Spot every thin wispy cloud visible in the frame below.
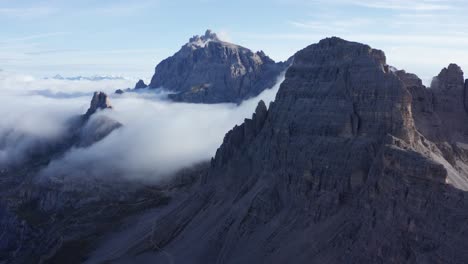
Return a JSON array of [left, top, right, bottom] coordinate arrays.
[[0, 6, 59, 19], [24, 49, 80, 56], [0, 32, 69, 44], [84, 0, 160, 16], [289, 18, 372, 32], [244, 32, 468, 48], [344, 0, 455, 10], [2, 0, 468, 81]]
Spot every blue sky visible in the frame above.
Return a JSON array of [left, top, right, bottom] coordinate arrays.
[[1, 0, 468, 83]]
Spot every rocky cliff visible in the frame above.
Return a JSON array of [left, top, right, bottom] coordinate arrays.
[[86, 38, 468, 264], [0, 92, 127, 263], [149, 30, 289, 104], [398, 63, 468, 190], [83, 91, 113, 119], [80, 92, 121, 147]]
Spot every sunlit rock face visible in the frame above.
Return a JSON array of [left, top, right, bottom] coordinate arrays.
[[149, 30, 289, 104]]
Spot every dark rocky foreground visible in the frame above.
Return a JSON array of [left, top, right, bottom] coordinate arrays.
[[87, 38, 468, 263], [148, 30, 289, 104], [4, 37, 468, 263], [0, 92, 149, 263]]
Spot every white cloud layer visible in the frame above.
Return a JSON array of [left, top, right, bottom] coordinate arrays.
[[0, 70, 284, 183]]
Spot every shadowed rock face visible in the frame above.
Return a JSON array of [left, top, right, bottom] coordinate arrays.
[[81, 92, 120, 146], [403, 64, 468, 141], [7, 38, 468, 264], [134, 79, 147, 89], [465, 79, 468, 111], [0, 92, 129, 263], [149, 30, 289, 104], [399, 63, 468, 191], [87, 38, 468, 264], [84, 91, 113, 119], [430, 64, 468, 142]]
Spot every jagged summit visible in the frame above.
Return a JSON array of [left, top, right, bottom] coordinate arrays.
[[79, 92, 122, 147], [278, 37, 411, 142], [254, 100, 267, 117], [431, 63, 464, 90], [403, 62, 468, 147], [296, 36, 387, 72], [317, 36, 358, 46], [187, 29, 221, 48], [148, 30, 289, 103], [84, 91, 113, 119]]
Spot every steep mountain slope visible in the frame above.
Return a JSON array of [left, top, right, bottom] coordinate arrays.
[[398, 64, 468, 191], [89, 38, 468, 264], [0, 92, 139, 263], [148, 30, 289, 104]]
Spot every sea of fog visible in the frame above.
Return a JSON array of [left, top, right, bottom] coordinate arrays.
[[0, 71, 284, 182]]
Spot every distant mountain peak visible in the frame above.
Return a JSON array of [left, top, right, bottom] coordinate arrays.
[[149, 30, 289, 103], [84, 91, 113, 119], [52, 74, 64, 80]]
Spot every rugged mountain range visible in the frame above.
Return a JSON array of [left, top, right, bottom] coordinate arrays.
[[147, 30, 289, 103], [86, 38, 468, 263], [4, 37, 468, 264]]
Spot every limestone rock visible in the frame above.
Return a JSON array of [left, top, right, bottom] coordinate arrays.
[[9, 37, 468, 264], [84, 91, 113, 119], [0, 91, 126, 262], [431, 63, 464, 91], [88, 37, 468, 264], [149, 30, 289, 103], [79, 92, 121, 146], [431, 64, 466, 124], [213, 100, 268, 167], [397, 63, 468, 145]]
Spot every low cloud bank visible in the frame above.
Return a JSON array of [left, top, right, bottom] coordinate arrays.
[[0, 70, 284, 182], [0, 72, 134, 167]]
